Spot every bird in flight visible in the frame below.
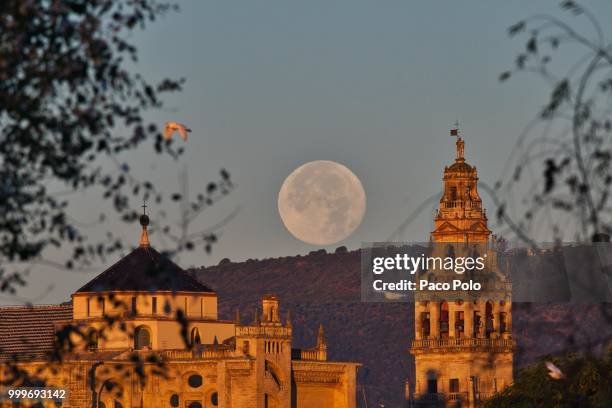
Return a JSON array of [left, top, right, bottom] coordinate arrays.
[[545, 361, 564, 380], [164, 121, 191, 141]]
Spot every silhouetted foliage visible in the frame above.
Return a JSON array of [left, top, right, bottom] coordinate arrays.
[[485, 345, 612, 407], [496, 1, 612, 243], [490, 4, 612, 406], [0, 0, 233, 291], [0, 2, 234, 405]]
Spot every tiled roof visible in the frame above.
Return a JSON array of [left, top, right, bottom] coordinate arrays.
[[75, 246, 215, 293], [0, 304, 72, 359]]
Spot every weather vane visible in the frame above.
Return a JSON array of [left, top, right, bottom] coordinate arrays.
[[141, 200, 147, 215], [450, 120, 460, 138]]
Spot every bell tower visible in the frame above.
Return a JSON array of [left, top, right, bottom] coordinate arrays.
[[410, 127, 514, 407], [431, 131, 491, 243]]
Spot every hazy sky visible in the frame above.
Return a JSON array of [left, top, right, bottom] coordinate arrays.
[[6, 0, 612, 305]]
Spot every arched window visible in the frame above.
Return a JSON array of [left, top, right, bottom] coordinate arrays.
[[134, 325, 151, 350], [473, 311, 482, 337], [190, 328, 201, 346], [485, 301, 494, 338], [210, 392, 218, 406], [188, 402, 202, 408], [500, 312, 507, 333], [455, 310, 465, 338], [439, 302, 449, 339], [114, 401, 123, 408], [421, 311, 431, 338], [169, 394, 179, 407]]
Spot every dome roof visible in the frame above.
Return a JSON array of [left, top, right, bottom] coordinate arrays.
[[447, 160, 474, 173], [75, 246, 214, 293]]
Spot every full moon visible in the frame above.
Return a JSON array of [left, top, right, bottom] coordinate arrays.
[[278, 160, 366, 246]]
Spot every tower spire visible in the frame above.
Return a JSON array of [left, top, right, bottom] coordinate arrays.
[[317, 323, 327, 349], [316, 323, 327, 361], [139, 201, 150, 247]]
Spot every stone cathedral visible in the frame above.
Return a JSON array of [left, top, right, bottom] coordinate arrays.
[[409, 132, 514, 407], [0, 214, 359, 408]]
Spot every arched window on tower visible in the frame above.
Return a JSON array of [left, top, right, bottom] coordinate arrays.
[[439, 302, 449, 339], [455, 309, 464, 338], [190, 327, 201, 347], [500, 312, 507, 333], [474, 311, 482, 337], [421, 312, 431, 338], [134, 325, 151, 350], [485, 302, 494, 338]]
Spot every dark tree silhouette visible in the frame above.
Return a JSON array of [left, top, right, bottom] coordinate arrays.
[[495, 1, 612, 243], [0, 2, 234, 404], [487, 3, 612, 406], [485, 345, 612, 407], [0, 1, 232, 295]]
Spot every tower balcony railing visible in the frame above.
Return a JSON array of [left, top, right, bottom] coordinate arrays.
[[295, 348, 328, 361], [411, 337, 515, 350], [448, 392, 468, 401], [237, 325, 292, 338], [443, 200, 481, 210], [477, 392, 495, 400], [415, 393, 445, 402], [159, 345, 234, 360]]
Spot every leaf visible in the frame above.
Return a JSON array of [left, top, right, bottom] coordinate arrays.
[[541, 80, 570, 118], [496, 204, 506, 221], [550, 37, 559, 49], [527, 37, 538, 54], [508, 21, 525, 37]]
